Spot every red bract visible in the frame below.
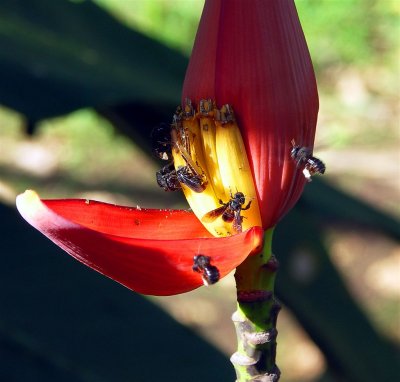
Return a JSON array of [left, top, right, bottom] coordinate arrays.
[[182, 0, 319, 228], [16, 0, 317, 297], [16, 191, 263, 295]]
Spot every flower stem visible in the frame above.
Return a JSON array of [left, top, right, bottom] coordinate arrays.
[[231, 228, 281, 381]]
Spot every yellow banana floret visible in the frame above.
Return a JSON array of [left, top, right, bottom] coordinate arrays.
[[171, 102, 227, 236], [214, 105, 262, 233], [198, 99, 227, 202], [171, 100, 262, 237]]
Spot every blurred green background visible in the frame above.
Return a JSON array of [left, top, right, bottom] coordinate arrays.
[[0, 1, 399, 381]]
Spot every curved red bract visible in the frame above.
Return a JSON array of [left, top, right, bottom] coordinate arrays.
[[182, 0, 319, 229], [17, 191, 263, 296]]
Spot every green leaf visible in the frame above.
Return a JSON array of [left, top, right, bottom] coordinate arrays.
[[0, 202, 235, 382], [275, 207, 400, 382], [0, 0, 187, 122], [302, 179, 400, 240]]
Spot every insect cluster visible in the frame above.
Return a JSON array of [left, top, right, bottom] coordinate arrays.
[[151, 99, 264, 284], [152, 100, 253, 235], [152, 109, 207, 194]]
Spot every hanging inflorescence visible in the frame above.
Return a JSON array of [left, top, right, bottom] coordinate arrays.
[[153, 99, 326, 238], [153, 99, 263, 238]]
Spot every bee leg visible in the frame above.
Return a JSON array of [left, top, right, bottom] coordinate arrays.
[[302, 168, 312, 182], [192, 264, 200, 272], [241, 201, 252, 210]]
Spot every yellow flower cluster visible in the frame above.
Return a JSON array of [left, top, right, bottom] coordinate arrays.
[[171, 99, 262, 237]]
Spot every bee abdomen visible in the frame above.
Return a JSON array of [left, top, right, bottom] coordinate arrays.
[[192, 254, 220, 286], [307, 157, 326, 174], [203, 265, 220, 285]]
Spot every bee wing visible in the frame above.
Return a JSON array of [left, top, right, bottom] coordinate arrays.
[[201, 206, 226, 223], [175, 142, 204, 177], [299, 147, 313, 157]]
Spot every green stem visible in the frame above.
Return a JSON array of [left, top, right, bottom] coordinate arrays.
[[231, 228, 281, 382]]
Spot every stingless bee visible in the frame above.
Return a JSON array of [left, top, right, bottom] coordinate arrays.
[[170, 112, 208, 193], [156, 163, 181, 192], [201, 192, 251, 234], [291, 139, 326, 181], [153, 119, 207, 193], [151, 123, 172, 161], [176, 165, 206, 193], [192, 254, 220, 285]]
